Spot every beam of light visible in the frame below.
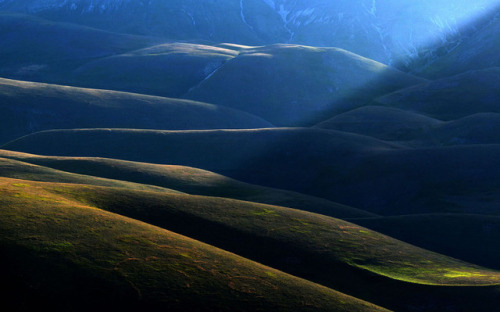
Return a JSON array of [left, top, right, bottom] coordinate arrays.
[[382, 0, 500, 65]]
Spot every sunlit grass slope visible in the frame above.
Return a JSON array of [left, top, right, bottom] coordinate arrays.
[[0, 149, 374, 219], [3, 178, 500, 311], [6, 152, 498, 285], [35, 181, 500, 287], [0, 77, 273, 145], [0, 177, 389, 312], [0, 156, 181, 193]]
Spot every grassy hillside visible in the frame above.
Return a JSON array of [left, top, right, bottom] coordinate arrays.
[[316, 107, 500, 146], [0, 150, 374, 219], [426, 113, 500, 145], [0, 128, 399, 172], [353, 214, 500, 271], [68, 43, 425, 126], [2, 178, 500, 311], [183, 44, 425, 126], [0, 78, 273, 145], [315, 106, 442, 141], [0, 13, 155, 83], [0, 156, 181, 193], [5, 128, 500, 215], [0, 177, 388, 312], [73, 42, 239, 98], [374, 68, 500, 120]]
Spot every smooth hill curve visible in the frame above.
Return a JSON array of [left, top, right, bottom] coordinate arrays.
[[0, 177, 389, 312], [4, 128, 500, 216], [0, 78, 273, 145], [374, 68, 500, 120], [315, 106, 442, 141], [2, 178, 500, 311], [183, 44, 426, 126], [0, 150, 375, 219]]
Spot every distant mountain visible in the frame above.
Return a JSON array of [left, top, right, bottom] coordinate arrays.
[[0, 13, 425, 127], [0, 13, 155, 83], [407, 10, 500, 78], [1, 0, 498, 65]]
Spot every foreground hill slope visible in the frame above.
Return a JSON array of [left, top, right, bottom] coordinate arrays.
[[0, 78, 273, 145], [0, 177, 388, 312], [0, 150, 373, 219], [2, 178, 500, 311], [5, 128, 500, 215]]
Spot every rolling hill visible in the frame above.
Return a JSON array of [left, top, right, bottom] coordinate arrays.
[[353, 213, 500, 271], [0, 156, 181, 193], [1, 0, 498, 66], [69, 43, 425, 126], [374, 68, 500, 121], [183, 44, 425, 126], [0, 78, 273, 145], [423, 113, 500, 146], [73, 42, 239, 98], [0, 177, 389, 312], [2, 177, 500, 311], [4, 128, 500, 216], [316, 107, 500, 146], [2, 2, 500, 310], [0, 150, 374, 219], [314, 106, 441, 141]]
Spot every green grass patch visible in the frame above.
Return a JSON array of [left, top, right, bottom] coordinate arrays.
[[251, 208, 279, 217]]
